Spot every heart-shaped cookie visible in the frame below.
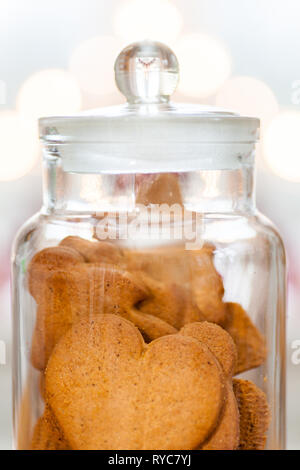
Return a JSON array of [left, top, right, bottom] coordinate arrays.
[[180, 322, 239, 450], [45, 314, 225, 450]]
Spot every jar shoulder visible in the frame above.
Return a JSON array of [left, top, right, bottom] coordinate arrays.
[[202, 210, 286, 260], [11, 212, 47, 266], [11, 209, 286, 266], [11, 212, 96, 267], [251, 210, 286, 258]]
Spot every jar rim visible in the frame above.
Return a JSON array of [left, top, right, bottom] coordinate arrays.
[[39, 103, 260, 145]]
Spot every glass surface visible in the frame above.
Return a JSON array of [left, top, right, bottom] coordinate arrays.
[[12, 147, 286, 450], [114, 40, 179, 104], [11, 40, 285, 451], [38, 40, 259, 174]]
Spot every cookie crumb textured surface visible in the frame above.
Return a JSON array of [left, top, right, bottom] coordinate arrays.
[[20, 238, 272, 450]]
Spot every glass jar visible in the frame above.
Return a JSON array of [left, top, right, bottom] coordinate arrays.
[[12, 41, 286, 450]]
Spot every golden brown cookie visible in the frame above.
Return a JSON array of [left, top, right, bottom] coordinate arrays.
[[136, 173, 183, 206], [202, 381, 240, 450], [126, 244, 226, 326], [30, 263, 149, 370], [180, 288, 206, 326], [138, 273, 193, 330], [30, 255, 178, 370], [125, 248, 205, 330], [128, 309, 178, 342], [180, 321, 237, 377], [46, 314, 225, 450], [30, 269, 85, 371], [60, 236, 123, 264], [27, 246, 85, 300], [233, 379, 270, 450], [189, 245, 227, 325], [31, 405, 71, 450], [180, 322, 239, 450], [224, 303, 266, 374], [124, 245, 189, 284]]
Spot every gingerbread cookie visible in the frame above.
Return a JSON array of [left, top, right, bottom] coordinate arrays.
[[60, 236, 123, 264], [127, 309, 177, 342], [233, 379, 270, 450], [189, 245, 227, 325], [180, 322, 239, 450], [125, 247, 213, 330], [30, 258, 179, 370], [138, 273, 200, 330], [180, 321, 236, 377], [30, 264, 146, 369], [136, 173, 183, 206], [45, 314, 225, 450], [124, 245, 190, 284], [224, 303, 266, 374], [27, 246, 85, 301], [31, 405, 71, 450], [202, 381, 239, 450], [125, 244, 226, 326]]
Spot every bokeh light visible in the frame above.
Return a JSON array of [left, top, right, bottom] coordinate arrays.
[[263, 111, 300, 182], [113, 0, 182, 44], [69, 36, 123, 97], [0, 111, 39, 181], [17, 69, 82, 120], [174, 33, 231, 98], [216, 76, 279, 129]]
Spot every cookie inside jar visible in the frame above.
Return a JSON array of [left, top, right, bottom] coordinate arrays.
[[25, 172, 269, 451], [12, 40, 285, 451], [25, 211, 269, 450]]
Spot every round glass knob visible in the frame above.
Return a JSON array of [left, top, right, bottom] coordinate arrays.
[[114, 40, 179, 104]]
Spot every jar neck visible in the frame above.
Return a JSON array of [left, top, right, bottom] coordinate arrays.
[[184, 166, 255, 214], [42, 151, 255, 216]]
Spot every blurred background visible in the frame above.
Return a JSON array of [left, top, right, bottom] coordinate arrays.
[[0, 0, 300, 450]]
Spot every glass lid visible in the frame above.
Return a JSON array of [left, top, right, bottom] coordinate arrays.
[[39, 40, 260, 174]]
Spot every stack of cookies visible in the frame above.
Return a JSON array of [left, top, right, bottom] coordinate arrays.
[[24, 235, 270, 450]]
